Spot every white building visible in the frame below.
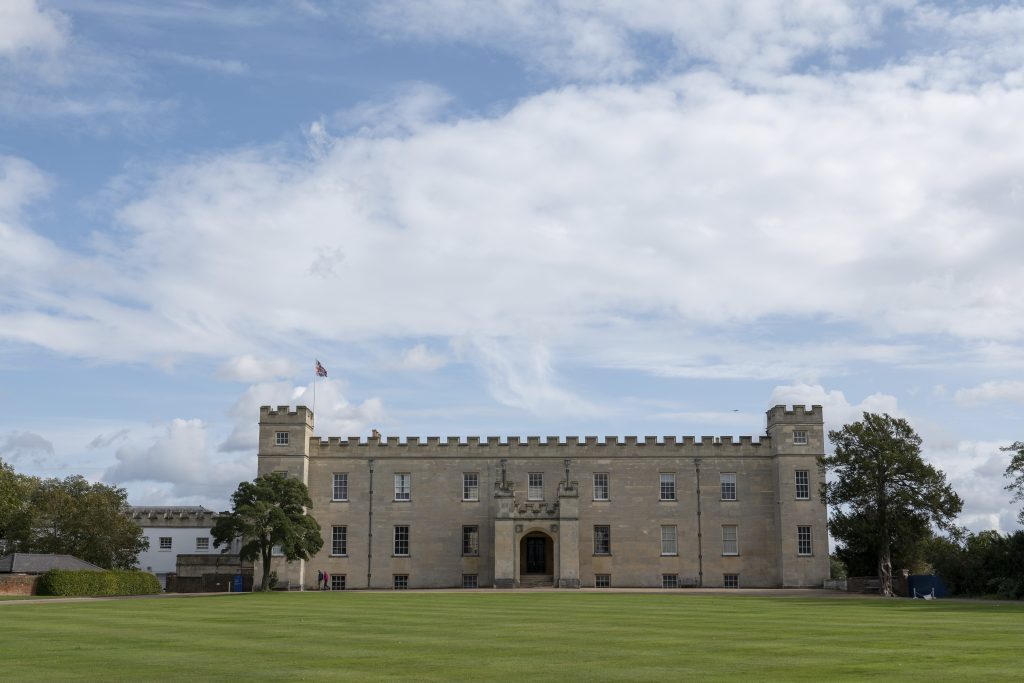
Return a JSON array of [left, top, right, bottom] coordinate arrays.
[[130, 506, 239, 589]]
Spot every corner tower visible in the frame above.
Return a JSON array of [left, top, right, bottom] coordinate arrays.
[[257, 405, 314, 484], [766, 405, 829, 587]]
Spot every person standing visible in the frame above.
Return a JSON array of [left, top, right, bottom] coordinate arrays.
[[323, 571, 330, 590], [317, 569, 323, 590]]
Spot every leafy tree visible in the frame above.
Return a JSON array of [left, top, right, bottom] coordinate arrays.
[[1003, 441, 1024, 526], [821, 412, 963, 596], [2, 470, 147, 568], [1, 459, 36, 553], [212, 473, 323, 591]]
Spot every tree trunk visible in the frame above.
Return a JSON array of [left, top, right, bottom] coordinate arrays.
[[259, 544, 271, 591], [877, 544, 893, 597]]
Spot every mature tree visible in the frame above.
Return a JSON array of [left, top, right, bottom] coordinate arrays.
[[821, 412, 963, 596], [212, 473, 323, 591], [2, 471, 147, 568], [1003, 441, 1024, 526], [0, 459, 36, 553]]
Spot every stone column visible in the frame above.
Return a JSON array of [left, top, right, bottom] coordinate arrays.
[[493, 487, 516, 589], [557, 481, 580, 588]]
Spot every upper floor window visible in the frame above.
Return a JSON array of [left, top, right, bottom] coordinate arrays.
[[660, 473, 676, 501], [593, 473, 609, 501], [528, 473, 544, 501], [394, 473, 411, 501], [275, 431, 289, 446], [463, 473, 479, 501], [793, 430, 808, 445], [333, 473, 348, 501], [795, 470, 810, 500], [195, 537, 209, 552], [720, 472, 737, 501], [722, 525, 738, 556], [797, 526, 813, 556], [159, 537, 172, 551], [593, 525, 611, 555]]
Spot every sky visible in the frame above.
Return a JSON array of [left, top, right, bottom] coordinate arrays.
[[1, 0, 1022, 532]]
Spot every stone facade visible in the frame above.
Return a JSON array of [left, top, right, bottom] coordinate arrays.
[[257, 404, 828, 590]]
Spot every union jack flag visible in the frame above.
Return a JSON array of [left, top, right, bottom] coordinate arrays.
[[315, 360, 328, 377]]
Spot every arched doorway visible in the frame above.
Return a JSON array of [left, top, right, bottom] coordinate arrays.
[[519, 531, 554, 577]]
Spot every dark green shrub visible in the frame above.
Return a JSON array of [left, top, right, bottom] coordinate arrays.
[[37, 570, 161, 596]]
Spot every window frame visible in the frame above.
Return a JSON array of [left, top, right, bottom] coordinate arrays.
[[332, 472, 349, 502], [275, 431, 289, 446], [661, 525, 678, 556], [462, 525, 479, 557], [331, 525, 348, 556], [662, 573, 679, 589], [195, 537, 209, 552], [593, 472, 609, 501], [595, 574, 610, 588], [528, 472, 544, 501], [462, 574, 478, 589], [722, 525, 739, 556], [795, 469, 810, 500], [393, 574, 409, 590], [330, 574, 346, 590], [394, 473, 411, 501], [797, 525, 813, 556], [660, 472, 676, 501], [393, 525, 410, 556], [720, 472, 737, 501], [462, 472, 479, 502], [724, 573, 739, 589], [159, 537, 172, 551], [793, 430, 808, 445], [593, 525, 611, 556]]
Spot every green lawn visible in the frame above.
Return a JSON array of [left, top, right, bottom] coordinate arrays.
[[2, 592, 1022, 681]]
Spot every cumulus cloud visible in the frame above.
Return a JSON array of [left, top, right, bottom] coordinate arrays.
[[0, 430, 55, 467], [104, 418, 252, 498], [769, 383, 902, 430], [0, 0, 68, 59], [954, 380, 1024, 407], [218, 378, 385, 451]]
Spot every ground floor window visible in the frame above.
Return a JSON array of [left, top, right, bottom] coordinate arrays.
[[724, 573, 739, 589], [462, 574, 478, 589], [798, 525, 813, 555], [595, 574, 610, 588], [393, 574, 409, 590], [331, 574, 346, 590], [662, 573, 679, 589]]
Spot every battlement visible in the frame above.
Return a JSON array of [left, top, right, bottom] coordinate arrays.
[[259, 404, 314, 427], [765, 404, 823, 425], [312, 434, 767, 449]]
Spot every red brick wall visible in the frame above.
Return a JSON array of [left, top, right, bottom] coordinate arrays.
[[0, 574, 39, 595]]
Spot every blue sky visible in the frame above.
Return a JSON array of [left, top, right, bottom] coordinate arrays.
[[1, 0, 1023, 531]]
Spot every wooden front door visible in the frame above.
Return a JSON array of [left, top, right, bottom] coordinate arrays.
[[525, 537, 546, 573]]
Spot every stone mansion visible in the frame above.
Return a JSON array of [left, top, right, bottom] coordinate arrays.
[[258, 404, 828, 590]]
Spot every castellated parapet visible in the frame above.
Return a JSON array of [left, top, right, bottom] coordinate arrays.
[[256, 404, 829, 592]]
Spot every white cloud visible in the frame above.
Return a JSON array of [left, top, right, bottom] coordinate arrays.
[[104, 418, 252, 498], [218, 379, 385, 452], [459, 337, 597, 416], [364, 0, 897, 80], [0, 0, 68, 58], [399, 344, 447, 372], [218, 354, 298, 383], [0, 430, 55, 467], [954, 380, 1024, 407], [768, 383, 902, 431]]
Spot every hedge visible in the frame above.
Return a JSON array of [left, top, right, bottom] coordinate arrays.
[[37, 570, 162, 597]]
